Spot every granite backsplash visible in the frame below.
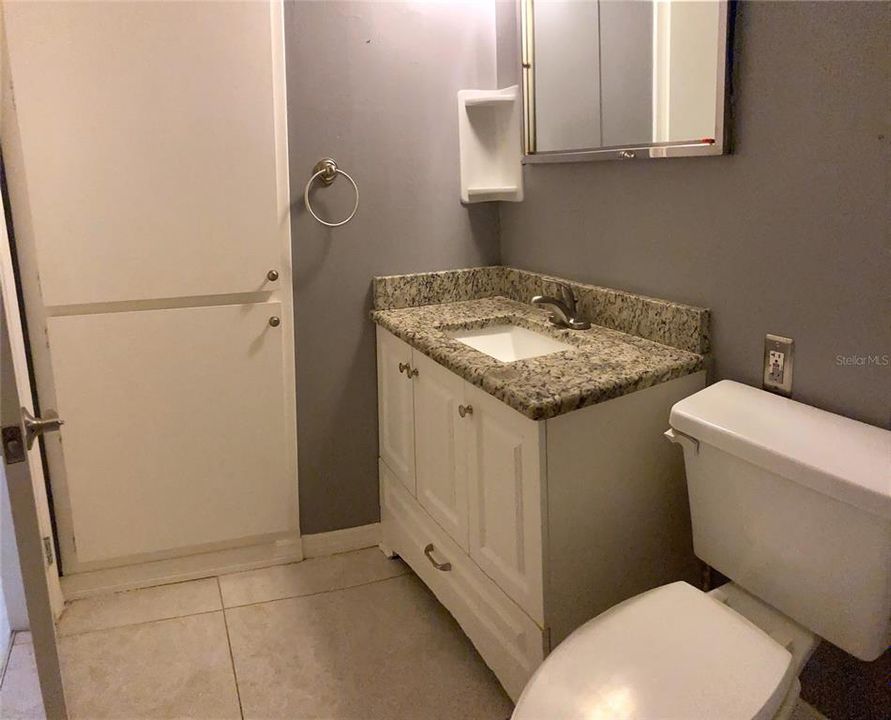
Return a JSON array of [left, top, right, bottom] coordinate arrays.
[[373, 266, 710, 356]]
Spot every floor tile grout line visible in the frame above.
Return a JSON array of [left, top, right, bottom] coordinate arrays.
[[57, 608, 225, 639], [55, 561, 410, 638], [57, 577, 225, 636], [220, 570, 411, 612], [219, 577, 245, 720], [0, 630, 15, 690], [57, 604, 222, 637]]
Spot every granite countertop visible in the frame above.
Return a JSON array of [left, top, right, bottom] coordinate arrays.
[[372, 296, 705, 421]]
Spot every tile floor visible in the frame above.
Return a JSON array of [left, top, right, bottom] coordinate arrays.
[[0, 547, 830, 720], [0, 633, 44, 720], [0, 548, 512, 719]]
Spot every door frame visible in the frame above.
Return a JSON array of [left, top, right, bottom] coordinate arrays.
[[1, 162, 68, 719], [0, 0, 301, 580], [1, 448, 68, 720], [0, 169, 63, 620]]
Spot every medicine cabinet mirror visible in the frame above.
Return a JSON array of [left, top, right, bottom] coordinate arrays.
[[521, 0, 730, 162]]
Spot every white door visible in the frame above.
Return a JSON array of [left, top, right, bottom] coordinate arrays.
[[46, 304, 293, 565], [3, 3, 282, 307], [376, 328, 416, 495], [1, 1, 299, 573], [412, 352, 469, 550], [465, 384, 545, 623], [1, 189, 67, 719]]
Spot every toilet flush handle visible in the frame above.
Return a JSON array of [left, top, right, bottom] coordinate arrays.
[[664, 427, 699, 455]]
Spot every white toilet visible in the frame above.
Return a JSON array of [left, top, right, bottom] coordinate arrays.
[[512, 380, 891, 720]]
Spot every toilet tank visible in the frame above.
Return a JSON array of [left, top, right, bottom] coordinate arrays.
[[668, 381, 891, 661]]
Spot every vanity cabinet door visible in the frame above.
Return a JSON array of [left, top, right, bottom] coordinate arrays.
[[376, 328, 417, 495], [412, 351, 469, 550], [465, 384, 546, 624]]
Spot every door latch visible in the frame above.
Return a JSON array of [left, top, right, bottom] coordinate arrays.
[[21, 407, 64, 450], [42, 536, 55, 567]]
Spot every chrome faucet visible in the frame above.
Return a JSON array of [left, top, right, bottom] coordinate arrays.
[[531, 282, 591, 330]]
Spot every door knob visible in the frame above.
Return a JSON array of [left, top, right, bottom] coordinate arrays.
[[21, 407, 64, 450], [267, 269, 279, 282], [268, 316, 281, 327]]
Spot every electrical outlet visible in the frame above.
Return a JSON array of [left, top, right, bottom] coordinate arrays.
[[763, 334, 794, 396]]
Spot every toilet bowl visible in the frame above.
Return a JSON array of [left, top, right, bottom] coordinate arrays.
[[512, 381, 891, 720], [512, 581, 816, 720]]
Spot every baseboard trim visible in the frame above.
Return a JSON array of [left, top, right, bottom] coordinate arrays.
[[60, 524, 382, 600], [61, 538, 304, 600], [302, 523, 381, 559]]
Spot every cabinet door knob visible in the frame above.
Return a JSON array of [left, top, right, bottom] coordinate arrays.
[[407, 367, 419, 378], [268, 316, 281, 327], [424, 543, 451, 572], [458, 404, 473, 418], [398, 362, 410, 374], [267, 269, 279, 282]]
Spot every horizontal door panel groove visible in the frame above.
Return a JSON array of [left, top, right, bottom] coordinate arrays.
[[45, 291, 279, 318]]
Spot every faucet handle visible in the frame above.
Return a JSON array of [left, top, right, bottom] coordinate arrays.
[[557, 282, 577, 313]]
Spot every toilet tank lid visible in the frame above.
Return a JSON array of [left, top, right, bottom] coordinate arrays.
[[670, 381, 891, 520]]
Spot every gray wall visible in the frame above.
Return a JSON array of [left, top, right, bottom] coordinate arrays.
[[286, 0, 889, 536], [284, 1, 499, 534], [500, 1, 891, 429]]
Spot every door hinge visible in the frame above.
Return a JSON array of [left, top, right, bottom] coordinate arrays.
[[42, 536, 55, 567], [1, 425, 26, 464]]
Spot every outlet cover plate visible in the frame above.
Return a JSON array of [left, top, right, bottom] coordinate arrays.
[[763, 334, 794, 396]]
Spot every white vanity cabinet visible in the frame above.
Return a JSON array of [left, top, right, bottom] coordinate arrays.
[[412, 351, 470, 550], [464, 383, 545, 624], [376, 326, 705, 700], [376, 326, 416, 494]]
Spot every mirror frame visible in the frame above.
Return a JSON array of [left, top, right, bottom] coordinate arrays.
[[520, 0, 732, 163]]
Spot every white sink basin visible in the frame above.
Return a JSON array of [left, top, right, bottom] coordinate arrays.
[[447, 324, 574, 363]]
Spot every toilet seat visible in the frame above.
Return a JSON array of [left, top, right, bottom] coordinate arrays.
[[512, 582, 795, 720]]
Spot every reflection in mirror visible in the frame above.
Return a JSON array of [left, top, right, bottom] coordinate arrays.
[[522, 0, 729, 161]]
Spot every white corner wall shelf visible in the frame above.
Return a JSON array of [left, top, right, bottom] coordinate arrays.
[[457, 85, 523, 203]]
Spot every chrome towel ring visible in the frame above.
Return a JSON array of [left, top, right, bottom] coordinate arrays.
[[303, 157, 359, 227]]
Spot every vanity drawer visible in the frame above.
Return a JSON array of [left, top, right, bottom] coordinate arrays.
[[380, 459, 546, 701]]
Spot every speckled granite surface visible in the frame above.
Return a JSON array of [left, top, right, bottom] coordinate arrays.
[[373, 266, 503, 312], [372, 296, 705, 421], [373, 266, 709, 355]]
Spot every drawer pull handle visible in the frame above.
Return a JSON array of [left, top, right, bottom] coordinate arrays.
[[398, 362, 410, 374], [424, 543, 451, 572], [458, 404, 473, 418]]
